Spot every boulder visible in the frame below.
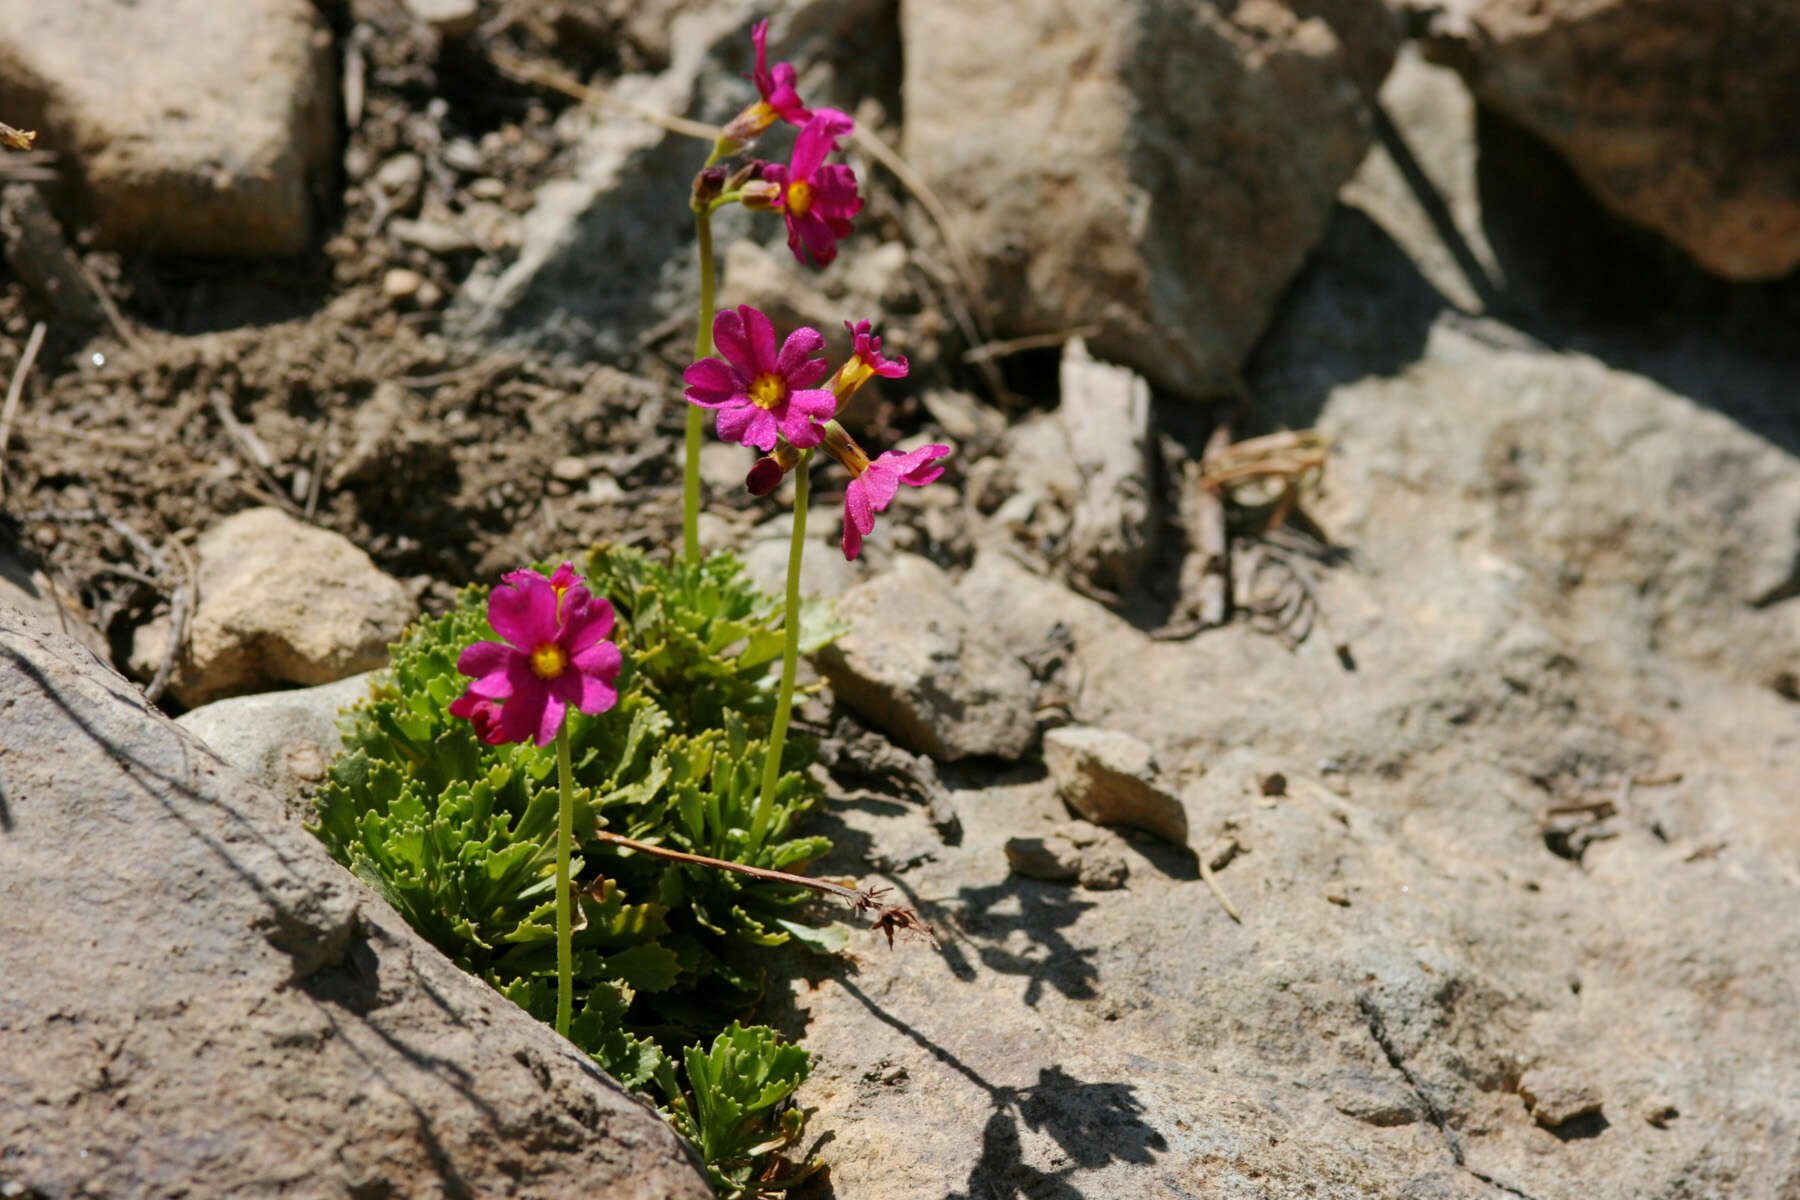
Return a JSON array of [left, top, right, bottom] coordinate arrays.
[[814, 553, 1038, 762], [1411, 0, 1800, 280], [175, 671, 375, 821], [0, 0, 335, 255], [129, 507, 413, 707], [0, 612, 710, 1198], [900, 0, 1398, 395]]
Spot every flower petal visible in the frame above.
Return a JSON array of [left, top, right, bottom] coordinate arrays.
[[739, 305, 781, 374], [560, 596, 617, 649], [716, 403, 780, 451], [457, 640, 517, 687], [683, 358, 747, 409], [792, 109, 853, 180], [774, 325, 827, 380], [859, 462, 902, 515], [570, 639, 623, 685], [789, 211, 840, 267], [488, 572, 558, 648], [883, 443, 951, 486], [712, 307, 756, 375]]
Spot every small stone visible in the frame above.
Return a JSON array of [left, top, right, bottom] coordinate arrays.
[[390, 216, 476, 255], [383, 267, 423, 298], [1642, 1098, 1679, 1128], [1004, 836, 1080, 883], [405, 0, 479, 37], [1043, 725, 1187, 845], [467, 177, 507, 201], [1324, 883, 1351, 906], [371, 153, 424, 212], [1056, 339, 1156, 596], [413, 280, 444, 308], [130, 508, 413, 706], [550, 455, 589, 483], [1518, 1066, 1603, 1128], [1260, 771, 1288, 797]]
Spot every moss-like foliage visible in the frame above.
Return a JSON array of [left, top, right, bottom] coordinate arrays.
[[312, 547, 842, 1194]]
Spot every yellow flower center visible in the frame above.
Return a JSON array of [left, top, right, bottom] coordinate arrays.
[[786, 180, 814, 217], [530, 643, 568, 680], [830, 358, 875, 404], [749, 372, 789, 411]]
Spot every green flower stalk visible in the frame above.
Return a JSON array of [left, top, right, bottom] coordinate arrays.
[[448, 563, 622, 1036]]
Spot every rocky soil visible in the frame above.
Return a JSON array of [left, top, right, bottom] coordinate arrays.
[[2, 1, 1798, 1197]]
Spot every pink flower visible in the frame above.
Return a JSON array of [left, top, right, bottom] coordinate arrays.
[[763, 111, 861, 267], [839, 442, 949, 561], [455, 564, 623, 747], [750, 20, 811, 128], [718, 21, 816, 146], [684, 305, 837, 451], [449, 693, 508, 745], [828, 318, 909, 409]]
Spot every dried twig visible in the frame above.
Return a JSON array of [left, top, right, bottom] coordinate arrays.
[[1196, 835, 1242, 923], [0, 320, 47, 503], [962, 325, 1102, 365], [0, 122, 36, 151], [488, 51, 719, 141], [145, 534, 197, 705], [589, 828, 936, 946], [210, 389, 303, 517]]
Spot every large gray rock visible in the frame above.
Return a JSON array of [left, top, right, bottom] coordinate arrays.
[[176, 671, 375, 821], [814, 553, 1038, 762], [0, 0, 334, 255], [129, 507, 413, 708], [0, 612, 710, 1198], [1410, 0, 1800, 281], [900, 0, 1397, 396]]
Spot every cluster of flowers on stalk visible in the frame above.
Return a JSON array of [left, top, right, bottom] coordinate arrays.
[[444, 16, 941, 1045], [685, 306, 947, 558]]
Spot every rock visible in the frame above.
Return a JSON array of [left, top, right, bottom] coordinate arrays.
[[900, 0, 1396, 395], [1519, 1067, 1603, 1128], [814, 554, 1038, 762], [0, 611, 710, 1198], [129, 507, 413, 707], [404, 0, 479, 38], [1, 544, 110, 663], [1411, 0, 1800, 281], [1042, 725, 1187, 846], [176, 671, 375, 821], [381, 266, 424, 299], [450, 5, 747, 358], [1004, 822, 1129, 890], [0, 183, 108, 324], [0, 0, 334, 255], [1055, 339, 1156, 597]]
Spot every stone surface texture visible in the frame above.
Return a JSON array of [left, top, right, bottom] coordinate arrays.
[[753, 42, 1800, 1199], [129, 507, 413, 707], [813, 553, 1038, 763], [176, 671, 375, 821], [0, 612, 711, 1199], [900, 0, 1397, 395], [1411, 0, 1800, 280], [1054, 339, 1157, 598], [1041, 725, 1187, 846], [0, 0, 335, 255]]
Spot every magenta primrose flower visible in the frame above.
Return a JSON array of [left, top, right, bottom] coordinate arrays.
[[764, 110, 862, 267], [840, 442, 950, 561], [828, 319, 909, 408], [719, 20, 816, 145], [684, 304, 837, 451], [453, 563, 622, 747]]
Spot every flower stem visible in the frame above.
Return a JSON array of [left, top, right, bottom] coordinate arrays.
[[554, 722, 575, 1039], [751, 451, 810, 848], [684, 207, 717, 566]]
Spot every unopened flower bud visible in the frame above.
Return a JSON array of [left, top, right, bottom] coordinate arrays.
[[739, 179, 782, 212], [726, 159, 767, 192], [692, 165, 727, 209], [746, 441, 802, 496]]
